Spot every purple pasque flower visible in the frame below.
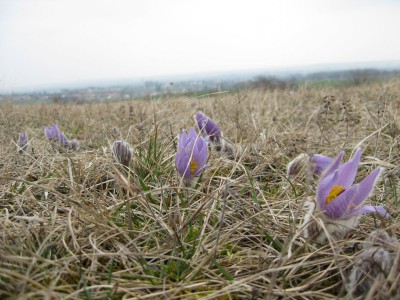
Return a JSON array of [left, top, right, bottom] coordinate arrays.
[[175, 127, 208, 180], [195, 112, 222, 144], [316, 148, 389, 219], [287, 153, 334, 177], [44, 124, 70, 147], [18, 132, 29, 150], [44, 124, 60, 141]]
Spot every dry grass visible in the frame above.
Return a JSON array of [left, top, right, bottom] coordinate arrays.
[[1, 80, 400, 299]]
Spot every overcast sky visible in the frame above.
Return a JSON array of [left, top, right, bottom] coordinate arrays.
[[1, 0, 400, 91]]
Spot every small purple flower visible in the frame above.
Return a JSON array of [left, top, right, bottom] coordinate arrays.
[[44, 124, 71, 148], [175, 127, 208, 180], [44, 124, 61, 141], [316, 148, 389, 219], [195, 112, 222, 144], [17, 133, 29, 152], [44, 124, 68, 144]]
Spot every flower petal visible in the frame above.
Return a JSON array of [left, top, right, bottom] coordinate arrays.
[[59, 132, 70, 146], [51, 124, 60, 136], [175, 127, 208, 180], [188, 127, 198, 140], [175, 150, 191, 178], [334, 148, 362, 189], [44, 126, 52, 139], [197, 142, 208, 165], [195, 112, 207, 130], [195, 135, 204, 151], [317, 171, 339, 210], [324, 185, 358, 218], [194, 163, 209, 176], [348, 205, 390, 218], [321, 151, 344, 179], [179, 131, 187, 149], [351, 168, 382, 207], [312, 154, 334, 175]]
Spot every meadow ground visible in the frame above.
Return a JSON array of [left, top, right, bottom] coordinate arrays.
[[1, 80, 399, 299]]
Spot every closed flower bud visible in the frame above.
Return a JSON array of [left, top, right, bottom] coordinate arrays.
[[17, 133, 29, 153], [348, 247, 394, 298], [69, 139, 80, 151], [286, 153, 334, 178], [347, 230, 399, 298], [112, 140, 133, 168], [195, 111, 223, 145]]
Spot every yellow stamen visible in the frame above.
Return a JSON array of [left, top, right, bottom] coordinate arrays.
[[325, 185, 344, 205], [190, 159, 198, 175]]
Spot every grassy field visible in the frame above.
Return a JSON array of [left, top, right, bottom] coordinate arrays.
[[1, 79, 399, 299]]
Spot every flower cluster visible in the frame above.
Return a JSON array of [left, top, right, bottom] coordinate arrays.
[[24, 116, 392, 254], [44, 124, 69, 146], [44, 124, 79, 150], [12, 108, 395, 298]]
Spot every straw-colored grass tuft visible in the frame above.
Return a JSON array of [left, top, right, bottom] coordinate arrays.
[[1, 80, 400, 299]]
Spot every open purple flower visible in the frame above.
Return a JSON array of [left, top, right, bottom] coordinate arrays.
[[44, 124, 71, 148], [317, 148, 389, 219], [301, 149, 390, 244], [195, 112, 222, 144], [175, 127, 208, 180], [17, 133, 29, 152]]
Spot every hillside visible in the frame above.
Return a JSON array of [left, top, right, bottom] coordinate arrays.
[[1, 80, 399, 299]]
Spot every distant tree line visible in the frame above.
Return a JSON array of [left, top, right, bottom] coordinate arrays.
[[302, 69, 400, 85], [3, 68, 399, 103], [242, 69, 400, 91], [244, 75, 297, 90]]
